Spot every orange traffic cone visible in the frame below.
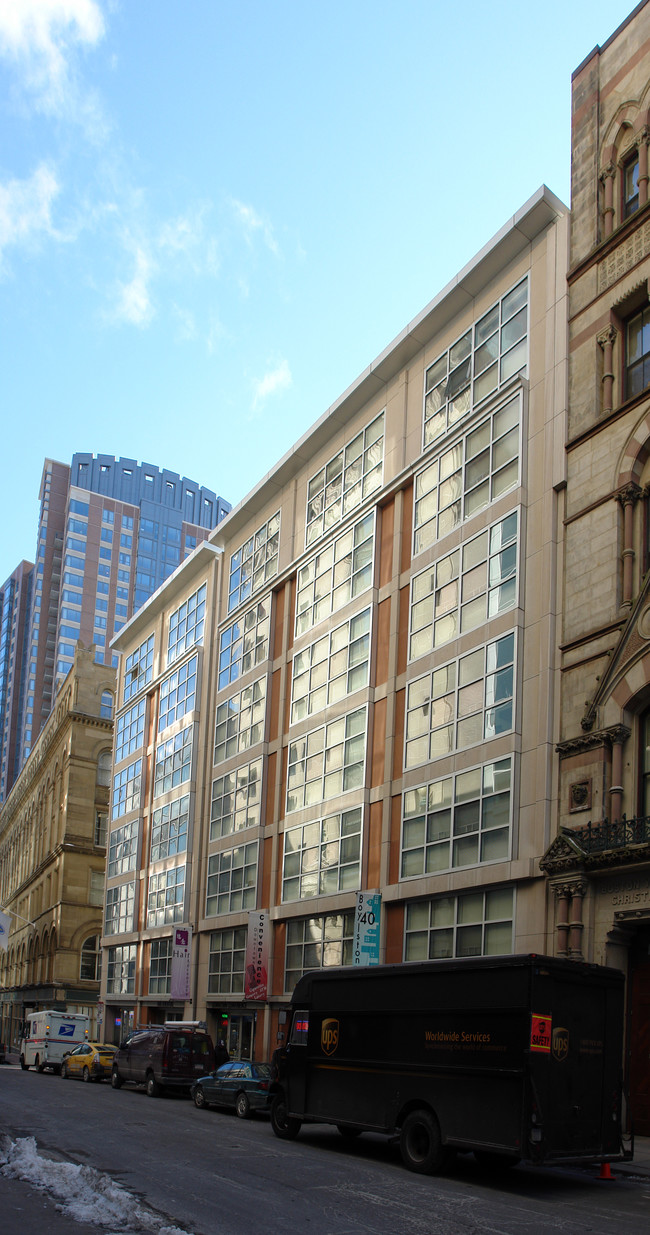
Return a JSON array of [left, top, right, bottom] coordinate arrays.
[[599, 1161, 615, 1180]]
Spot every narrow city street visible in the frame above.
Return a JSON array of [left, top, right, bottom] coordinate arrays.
[[1, 1065, 649, 1235]]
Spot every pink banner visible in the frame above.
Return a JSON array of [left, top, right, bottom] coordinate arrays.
[[245, 911, 269, 1000], [170, 926, 192, 1000]]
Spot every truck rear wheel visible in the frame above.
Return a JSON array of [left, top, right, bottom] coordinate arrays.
[[400, 1109, 446, 1174], [20, 1056, 28, 1071], [270, 1092, 301, 1140], [35, 1055, 44, 1074], [111, 1068, 122, 1089], [146, 1072, 160, 1098]]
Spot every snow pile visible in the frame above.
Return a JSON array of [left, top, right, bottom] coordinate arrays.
[[0, 1136, 193, 1234]]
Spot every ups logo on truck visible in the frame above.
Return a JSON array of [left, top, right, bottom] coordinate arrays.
[[321, 1018, 339, 1056], [552, 1027, 569, 1062]]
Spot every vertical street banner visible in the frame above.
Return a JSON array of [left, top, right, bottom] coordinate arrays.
[[245, 911, 269, 999], [171, 926, 192, 1000], [353, 891, 381, 965], [0, 908, 11, 951]]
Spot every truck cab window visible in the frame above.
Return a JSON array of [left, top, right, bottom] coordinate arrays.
[[290, 1012, 309, 1045]]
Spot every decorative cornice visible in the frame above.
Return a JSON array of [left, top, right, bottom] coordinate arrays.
[[557, 724, 631, 753], [597, 324, 619, 349]]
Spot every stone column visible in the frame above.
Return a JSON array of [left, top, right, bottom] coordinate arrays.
[[600, 164, 616, 237], [616, 483, 641, 611], [598, 325, 617, 417], [606, 723, 631, 822], [555, 885, 570, 957], [637, 127, 650, 208], [568, 881, 587, 959]]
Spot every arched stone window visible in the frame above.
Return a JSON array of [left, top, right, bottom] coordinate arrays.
[[97, 750, 112, 787], [80, 934, 101, 982], [101, 690, 114, 719]]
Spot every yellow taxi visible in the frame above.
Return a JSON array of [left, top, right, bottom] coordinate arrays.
[[60, 1041, 117, 1082]]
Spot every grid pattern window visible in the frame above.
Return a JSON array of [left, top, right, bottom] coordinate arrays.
[[208, 928, 246, 994], [147, 865, 186, 927], [115, 699, 146, 764], [213, 677, 267, 765], [626, 306, 650, 399], [283, 807, 362, 902], [104, 881, 135, 936], [414, 397, 520, 556], [296, 512, 375, 638], [168, 584, 207, 665], [286, 706, 366, 814], [402, 757, 512, 878], [218, 600, 270, 690], [206, 842, 258, 916], [111, 759, 142, 821], [149, 938, 172, 995], [405, 633, 515, 768], [210, 758, 262, 840], [106, 945, 136, 995], [158, 655, 198, 733], [306, 413, 384, 548], [291, 608, 371, 724], [285, 912, 354, 991], [404, 887, 514, 960], [154, 724, 193, 797], [409, 511, 518, 663], [124, 635, 154, 702], [151, 794, 190, 862], [228, 512, 280, 612], [423, 279, 527, 448], [108, 819, 139, 877]]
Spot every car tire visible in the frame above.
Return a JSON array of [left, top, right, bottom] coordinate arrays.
[[111, 1068, 122, 1089], [146, 1072, 160, 1098], [35, 1055, 44, 1073], [20, 1056, 28, 1071], [82, 1066, 91, 1083], [399, 1109, 448, 1175], [235, 1091, 251, 1119], [193, 1086, 207, 1110], [270, 1092, 301, 1140], [61, 1062, 68, 1079]]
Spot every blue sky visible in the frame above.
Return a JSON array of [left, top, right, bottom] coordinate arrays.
[[0, 0, 638, 583]]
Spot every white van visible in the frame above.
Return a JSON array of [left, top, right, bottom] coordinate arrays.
[[20, 1010, 89, 1073]]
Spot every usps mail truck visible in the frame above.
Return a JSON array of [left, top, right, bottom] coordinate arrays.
[[20, 1010, 89, 1073]]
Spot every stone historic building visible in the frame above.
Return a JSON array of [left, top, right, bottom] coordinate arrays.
[[0, 647, 115, 1047], [541, 0, 650, 1136]]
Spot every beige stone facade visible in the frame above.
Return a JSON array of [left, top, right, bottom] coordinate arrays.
[[542, 0, 650, 1137], [0, 647, 115, 1046], [104, 188, 568, 1065]]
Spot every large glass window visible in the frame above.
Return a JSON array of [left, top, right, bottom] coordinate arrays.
[[401, 757, 512, 877], [80, 935, 100, 982], [228, 513, 280, 612], [210, 758, 263, 839], [151, 794, 190, 861], [111, 759, 142, 820], [286, 706, 366, 814], [291, 607, 371, 724], [626, 306, 650, 399], [405, 633, 515, 767], [208, 928, 246, 994], [206, 843, 258, 916], [285, 912, 354, 991], [306, 413, 384, 547], [404, 887, 514, 960], [149, 938, 172, 995], [158, 655, 198, 732], [218, 600, 271, 690], [414, 397, 520, 555], [108, 819, 139, 877], [423, 279, 527, 448], [624, 152, 640, 219], [409, 511, 518, 662], [282, 807, 362, 902], [168, 584, 207, 665], [106, 944, 136, 995], [104, 881, 135, 935], [296, 512, 375, 638], [213, 677, 267, 765], [147, 865, 186, 927], [115, 699, 146, 764], [124, 635, 154, 702], [154, 724, 193, 797]]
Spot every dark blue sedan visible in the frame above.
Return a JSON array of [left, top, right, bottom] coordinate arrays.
[[191, 1060, 272, 1118]]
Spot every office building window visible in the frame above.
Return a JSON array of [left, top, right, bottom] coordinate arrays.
[[210, 757, 263, 839], [151, 794, 189, 861], [228, 513, 280, 612], [282, 806, 362, 902], [306, 413, 384, 548], [124, 634, 154, 702], [149, 938, 172, 995], [158, 655, 198, 733], [213, 676, 267, 765], [404, 633, 515, 767], [90, 870, 105, 907], [115, 698, 146, 763], [404, 887, 514, 960], [168, 584, 207, 665], [206, 842, 258, 916], [409, 511, 518, 662], [105, 881, 135, 935], [296, 512, 375, 638], [100, 690, 114, 719], [285, 912, 354, 991], [106, 944, 136, 995], [95, 810, 108, 847], [423, 279, 527, 448], [414, 397, 520, 555], [208, 928, 246, 994], [147, 865, 186, 927], [111, 759, 142, 820], [401, 756, 512, 878], [218, 600, 270, 690], [291, 607, 371, 724], [108, 819, 139, 877], [286, 706, 366, 814], [153, 723, 193, 797]]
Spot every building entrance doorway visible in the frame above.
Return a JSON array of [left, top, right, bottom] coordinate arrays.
[[628, 926, 650, 1136]]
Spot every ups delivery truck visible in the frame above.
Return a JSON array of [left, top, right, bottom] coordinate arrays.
[[269, 954, 630, 1174]]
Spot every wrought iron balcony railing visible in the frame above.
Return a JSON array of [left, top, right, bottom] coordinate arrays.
[[564, 814, 650, 855]]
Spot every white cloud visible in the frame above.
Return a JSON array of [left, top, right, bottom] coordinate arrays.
[[252, 358, 292, 409], [232, 198, 279, 256], [0, 163, 61, 268], [113, 245, 155, 327], [0, 0, 106, 117]]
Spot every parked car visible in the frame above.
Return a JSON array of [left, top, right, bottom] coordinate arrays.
[[191, 1060, 272, 1118], [60, 1041, 117, 1081], [0, 1040, 6, 1064], [111, 1021, 215, 1097]]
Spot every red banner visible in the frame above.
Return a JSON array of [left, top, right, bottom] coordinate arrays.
[[245, 911, 269, 1000]]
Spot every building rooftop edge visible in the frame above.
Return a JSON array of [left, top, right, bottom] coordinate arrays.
[[571, 0, 650, 79], [110, 539, 222, 651]]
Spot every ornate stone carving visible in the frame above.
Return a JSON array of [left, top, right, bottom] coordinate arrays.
[[616, 482, 642, 507], [598, 218, 650, 291]]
